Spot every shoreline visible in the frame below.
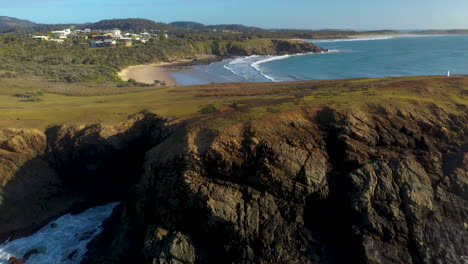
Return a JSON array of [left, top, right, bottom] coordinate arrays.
[[346, 33, 415, 39], [118, 55, 222, 86], [117, 34, 462, 87]]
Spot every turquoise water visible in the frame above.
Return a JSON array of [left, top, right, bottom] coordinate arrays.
[[171, 35, 468, 85]]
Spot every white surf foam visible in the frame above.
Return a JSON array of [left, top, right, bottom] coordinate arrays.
[[310, 34, 455, 43], [223, 56, 262, 81], [250, 55, 293, 82], [249, 50, 341, 82], [0, 202, 118, 264], [312, 36, 396, 43]]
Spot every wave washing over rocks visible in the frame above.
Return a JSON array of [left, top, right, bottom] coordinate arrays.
[[0, 203, 118, 264]]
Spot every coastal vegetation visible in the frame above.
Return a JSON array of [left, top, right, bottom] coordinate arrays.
[[0, 75, 466, 130]]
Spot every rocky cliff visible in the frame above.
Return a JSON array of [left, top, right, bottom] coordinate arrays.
[[82, 103, 467, 264], [0, 113, 167, 242], [212, 39, 327, 56], [0, 77, 466, 264]]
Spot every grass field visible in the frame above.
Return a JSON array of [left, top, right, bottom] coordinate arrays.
[[0, 75, 466, 129]]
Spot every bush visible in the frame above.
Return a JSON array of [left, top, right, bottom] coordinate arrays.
[[199, 104, 217, 114], [13, 91, 44, 102]]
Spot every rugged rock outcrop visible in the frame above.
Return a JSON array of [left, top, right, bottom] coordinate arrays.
[[271, 39, 326, 54], [220, 39, 327, 56], [0, 113, 167, 242], [0, 78, 465, 263], [0, 128, 69, 242], [83, 104, 467, 264]]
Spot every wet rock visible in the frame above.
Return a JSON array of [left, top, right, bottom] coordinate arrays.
[[23, 248, 39, 260], [8, 257, 26, 264], [67, 249, 79, 260]]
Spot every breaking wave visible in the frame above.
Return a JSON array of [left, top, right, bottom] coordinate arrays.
[[312, 36, 397, 43], [223, 50, 340, 82]]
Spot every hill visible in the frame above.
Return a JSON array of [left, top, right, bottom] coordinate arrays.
[[170, 21, 206, 29], [0, 16, 37, 32], [170, 21, 265, 32], [89, 18, 171, 32], [412, 29, 468, 35], [0, 17, 175, 33]]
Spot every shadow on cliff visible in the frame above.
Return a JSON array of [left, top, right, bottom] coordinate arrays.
[[83, 105, 468, 264], [0, 113, 168, 244]]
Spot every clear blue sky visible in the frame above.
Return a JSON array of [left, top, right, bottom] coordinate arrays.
[[2, 0, 468, 30]]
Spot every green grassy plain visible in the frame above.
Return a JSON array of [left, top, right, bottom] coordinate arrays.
[[0, 75, 466, 129]]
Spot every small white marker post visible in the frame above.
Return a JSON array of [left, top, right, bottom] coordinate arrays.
[[447, 71, 450, 77]]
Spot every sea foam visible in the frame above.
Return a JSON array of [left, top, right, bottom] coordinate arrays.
[[248, 50, 340, 82], [312, 36, 396, 43], [0, 202, 118, 264]]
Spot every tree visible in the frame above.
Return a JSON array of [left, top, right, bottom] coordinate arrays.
[[159, 30, 167, 41]]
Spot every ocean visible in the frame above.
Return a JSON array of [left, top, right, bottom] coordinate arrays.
[[170, 35, 468, 85], [0, 203, 118, 264]]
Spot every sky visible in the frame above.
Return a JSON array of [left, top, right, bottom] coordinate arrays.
[[2, 0, 468, 30]]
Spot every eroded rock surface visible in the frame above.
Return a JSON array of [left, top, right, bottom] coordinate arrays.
[[0, 113, 166, 242], [83, 105, 467, 263]]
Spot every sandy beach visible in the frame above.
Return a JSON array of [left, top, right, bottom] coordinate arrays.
[[118, 55, 220, 86]]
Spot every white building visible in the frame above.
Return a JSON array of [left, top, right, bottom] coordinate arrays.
[[32, 36, 49, 40], [104, 39, 117, 45], [111, 28, 122, 38], [52, 29, 71, 37], [48, 39, 64, 44], [84, 28, 91, 33]]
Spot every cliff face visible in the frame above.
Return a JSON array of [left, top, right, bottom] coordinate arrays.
[[0, 113, 167, 242], [212, 39, 327, 56], [1, 77, 466, 263], [0, 129, 70, 242], [82, 104, 467, 264]]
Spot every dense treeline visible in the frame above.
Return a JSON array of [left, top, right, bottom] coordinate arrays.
[[89, 19, 174, 32], [413, 29, 468, 34], [174, 29, 401, 41]]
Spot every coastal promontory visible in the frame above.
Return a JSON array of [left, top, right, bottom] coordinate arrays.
[[1, 76, 465, 263]]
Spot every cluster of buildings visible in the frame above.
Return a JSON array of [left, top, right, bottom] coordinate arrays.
[[32, 28, 168, 47]]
